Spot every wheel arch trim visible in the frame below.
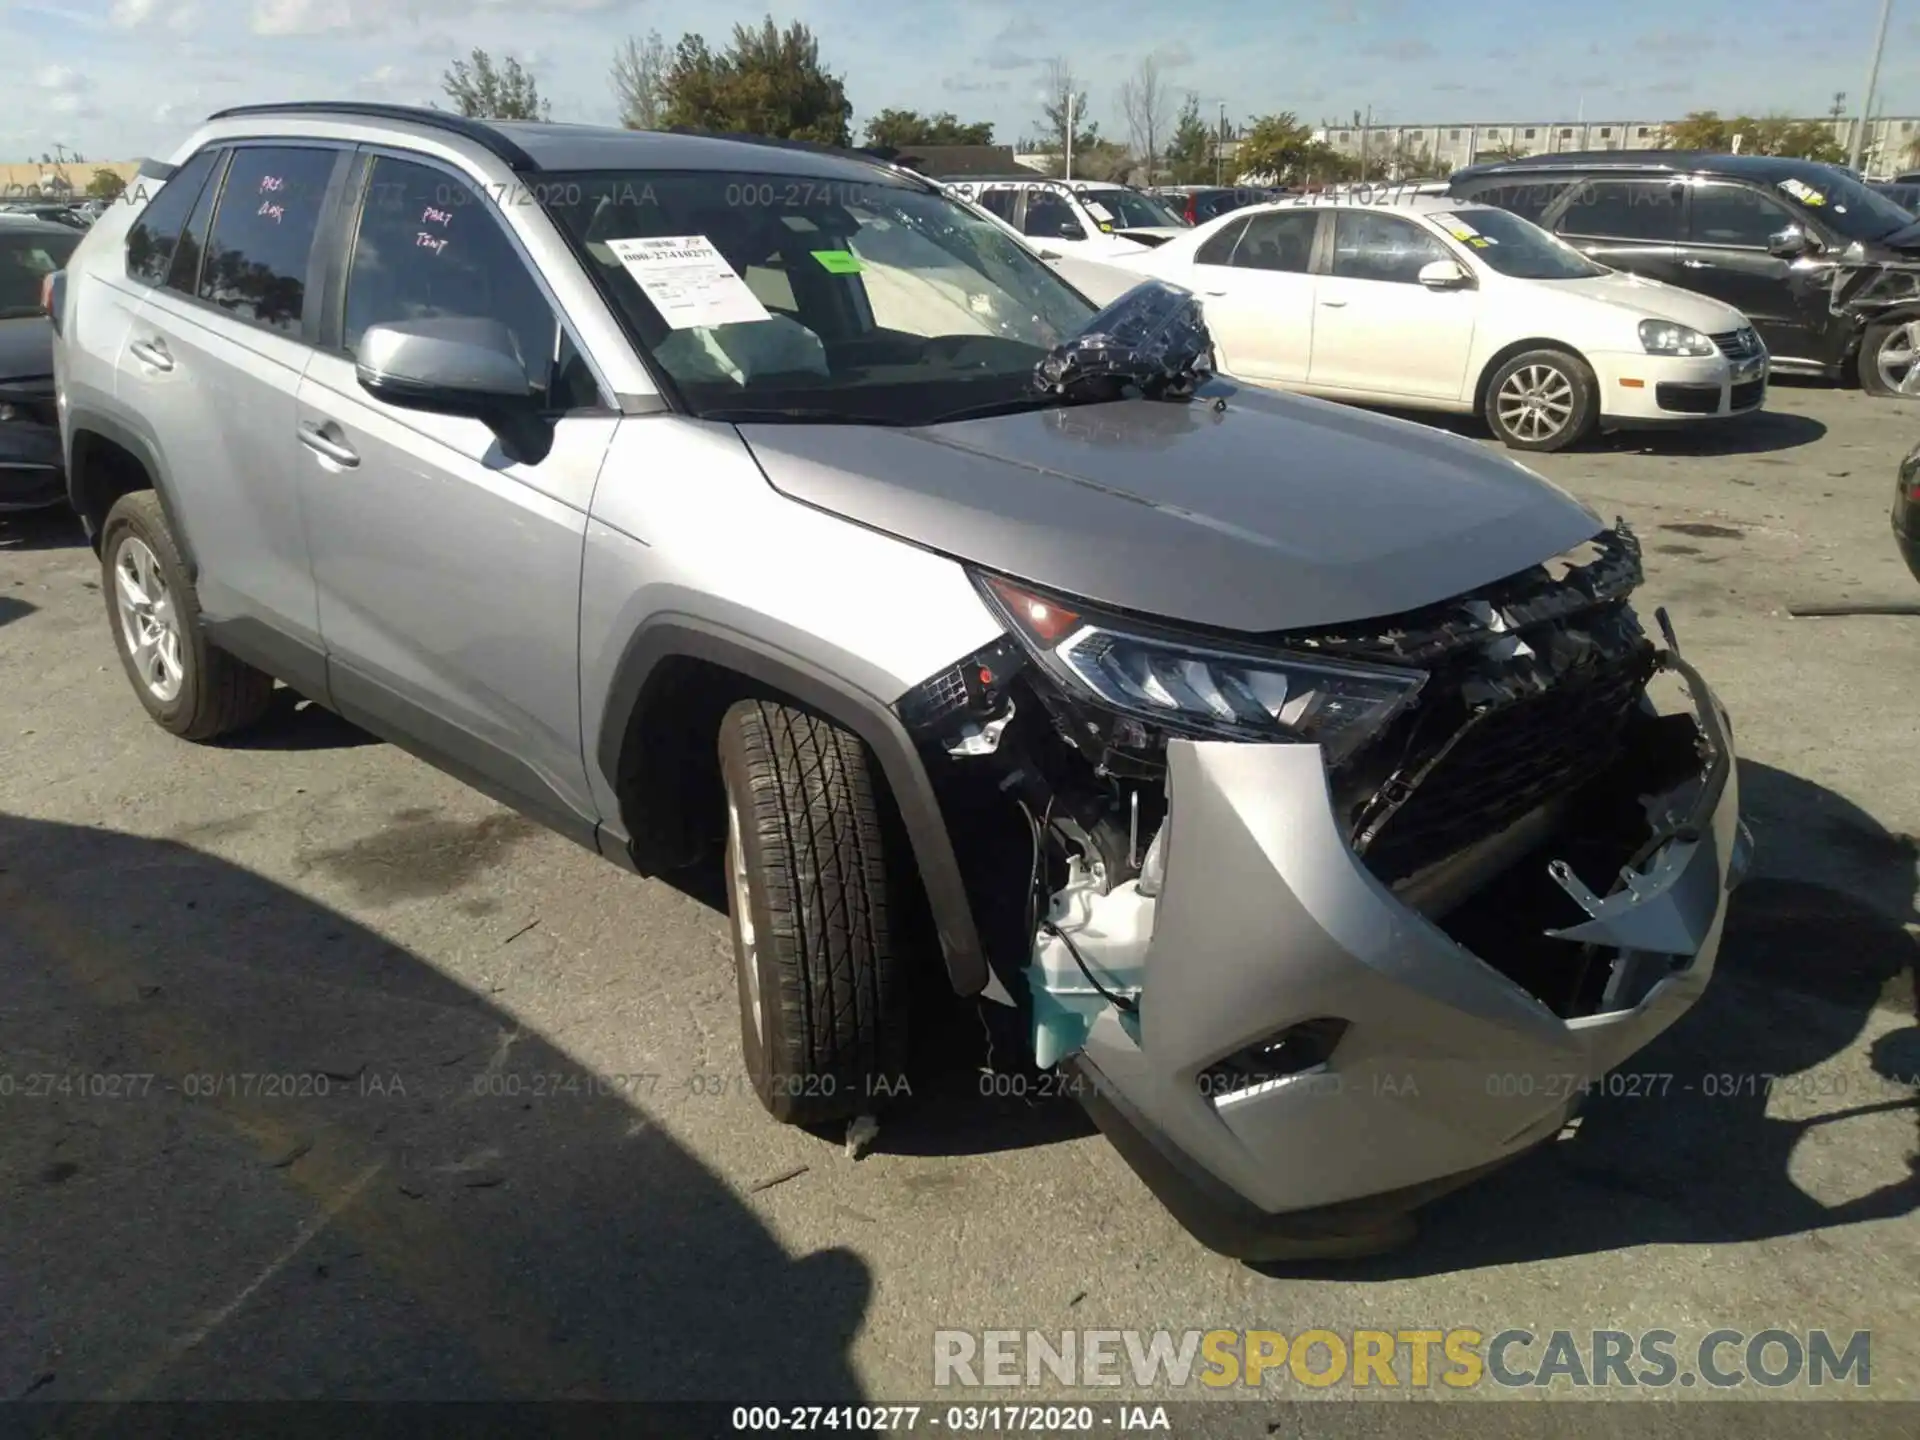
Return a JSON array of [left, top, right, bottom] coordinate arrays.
[[66, 405, 198, 576], [597, 616, 991, 998]]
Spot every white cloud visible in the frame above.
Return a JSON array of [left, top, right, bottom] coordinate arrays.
[[251, 0, 629, 37]]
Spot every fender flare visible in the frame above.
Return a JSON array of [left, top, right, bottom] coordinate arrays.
[[65, 405, 199, 577], [597, 617, 991, 998]]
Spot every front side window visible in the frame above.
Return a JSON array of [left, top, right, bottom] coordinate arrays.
[[1230, 211, 1318, 272], [198, 145, 339, 334], [1688, 183, 1799, 248], [1554, 180, 1684, 242], [542, 169, 1097, 423], [124, 147, 219, 288], [0, 228, 79, 318], [1329, 211, 1450, 284], [1442, 207, 1608, 280], [1023, 190, 1082, 239], [1194, 215, 1251, 265], [974, 188, 1017, 222], [343, 156, 597, 410]]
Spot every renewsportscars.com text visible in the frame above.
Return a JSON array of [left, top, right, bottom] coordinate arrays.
[[933, 1327, 1872, 1391]]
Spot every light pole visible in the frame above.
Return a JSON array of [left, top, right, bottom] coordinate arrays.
[[1065, 91, 1075, 181], [1850, 0, 1895, 173]]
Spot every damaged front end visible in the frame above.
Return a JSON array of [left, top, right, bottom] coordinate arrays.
[[894, 522, 1748, 1257]]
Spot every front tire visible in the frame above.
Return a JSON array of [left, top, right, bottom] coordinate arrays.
[[1484, 348, 1597, 452], [101, 491, 274, 740], [719, 699, 909, 1126], [1857, 319, 1920, 398]]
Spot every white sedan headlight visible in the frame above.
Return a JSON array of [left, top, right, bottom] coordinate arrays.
[[1638, 319, 1718, 357]]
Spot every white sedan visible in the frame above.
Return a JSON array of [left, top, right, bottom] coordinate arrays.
[[1075, 195, 1769, 451]]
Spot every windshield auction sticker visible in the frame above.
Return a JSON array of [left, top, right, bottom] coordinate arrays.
[[1778, 178, 1827, 206], [1434, 213, 1496, 246], [607, 234, 772, 329]]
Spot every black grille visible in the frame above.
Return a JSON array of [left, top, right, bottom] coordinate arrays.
[[0, 387, 56, 428], [1655, 381, 1720, 415], [1357, 635, 1655, 884], [1730, 378, 1765, 411], [1710, 328, 1761, 361]]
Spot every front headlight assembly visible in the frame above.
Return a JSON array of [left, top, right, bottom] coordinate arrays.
[[973, 572, 1425, 764], [1638, 319, 1717, 357]]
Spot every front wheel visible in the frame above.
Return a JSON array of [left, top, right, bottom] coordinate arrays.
[[1857, 319, 1920, 398], [100, 491, 274, 740], [718, 699, 910, 1126], [1483, 348, 1597, 452]]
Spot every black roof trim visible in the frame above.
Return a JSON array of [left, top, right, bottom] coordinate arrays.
[[1453, 149, 1845, 182], [204, 102, 542, 171], [661, 126, 934, 187]]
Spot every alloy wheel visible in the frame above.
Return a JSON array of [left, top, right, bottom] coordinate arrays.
[[1875, 321, 1920, 395], [113, 536, 185, 703], [1496, 363, 1575, 443]]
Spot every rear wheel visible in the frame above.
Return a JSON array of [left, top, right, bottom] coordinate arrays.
[[1857, 319, 1920, 398], [100, 491, 274, 740], [719, 699, 910, 1125], [1483, 348, 1597, 452]]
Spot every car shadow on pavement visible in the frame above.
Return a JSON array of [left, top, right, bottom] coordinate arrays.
[[1390, 408, 1826, 457], [0, 595, 37, 628], [0, 506, 87, 553], [1265, 759, 1919, 1280], [0, 812, 872, 1403], [218, 690, 380, 751]]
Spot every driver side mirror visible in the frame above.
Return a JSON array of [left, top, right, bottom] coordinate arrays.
[[1054, 220, 1087, 242], [1766, 225, 1812, 259], [1417, 259, 1475, 290], [355, 317, 552, 464]]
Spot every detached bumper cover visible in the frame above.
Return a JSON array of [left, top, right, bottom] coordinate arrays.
[[1069, 657, 1743, 1261]]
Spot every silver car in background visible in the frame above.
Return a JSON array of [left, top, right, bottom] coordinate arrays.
[[52, 104, 1747, 1259]]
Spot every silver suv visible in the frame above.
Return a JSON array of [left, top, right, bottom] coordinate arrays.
[[52, 104, 1749, 1261]]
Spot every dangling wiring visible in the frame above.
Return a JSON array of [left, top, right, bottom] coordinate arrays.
[[1016, 797, 1139, 1016]]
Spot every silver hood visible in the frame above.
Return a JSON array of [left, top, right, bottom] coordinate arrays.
[[738, 383, 1605, 634]]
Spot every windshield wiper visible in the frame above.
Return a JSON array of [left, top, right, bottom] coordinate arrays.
[[913, 395, 1069, 427], [705, 406, 898, 426]]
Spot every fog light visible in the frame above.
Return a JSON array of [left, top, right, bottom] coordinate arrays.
[[1198, 1017, 1349, 1105]]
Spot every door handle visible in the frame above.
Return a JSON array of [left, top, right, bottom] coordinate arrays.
[[298, 420, 360, 468], [1682, 259, 1714, 270], [128, 337, 172, 371], [1319, 299, 1348, 308]]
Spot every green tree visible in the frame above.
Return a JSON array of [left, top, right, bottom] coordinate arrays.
[[440, 49, 550, 120], [1035, 57, 1099, 176], [1742, 116, 1845, 163], [85, 167, 126, 200], [863, 109, 994, 147], [660, 17, 852, 145], [1482, 140, 1530, 163], [1662, 110, 1732, 150], [612, 30, 669, 130], [1232, 111, 1316, 183], [1163, 94, 1213, 183]]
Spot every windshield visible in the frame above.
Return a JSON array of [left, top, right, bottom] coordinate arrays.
[[542, 170, 1098, 423], [1441, 207, 1609, 280], [1777, 169, 1914, 241], [1081, 188, 1186, 229], [0, 229, 77, 319]]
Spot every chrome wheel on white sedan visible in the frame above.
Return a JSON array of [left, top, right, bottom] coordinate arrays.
[[1483, 348, 1597, 453]]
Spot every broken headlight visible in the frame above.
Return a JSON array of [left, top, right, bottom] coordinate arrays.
[[974, 573, 1425, 763]]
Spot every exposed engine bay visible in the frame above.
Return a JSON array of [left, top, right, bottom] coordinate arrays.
[[895, 521, 1736, 1069]]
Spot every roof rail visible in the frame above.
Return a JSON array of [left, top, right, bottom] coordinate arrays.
[[662, 126, 930, 185], [203, 102, 543, 171]]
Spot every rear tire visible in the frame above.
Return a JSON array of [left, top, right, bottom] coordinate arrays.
[[1857, 319, 1920, 398], [718, 699, 909, 1126], [100, 491, 274, 741], [1483, 348, 1597, 452]]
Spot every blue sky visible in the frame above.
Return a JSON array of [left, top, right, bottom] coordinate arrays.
[[6, 0, 1920, 162]]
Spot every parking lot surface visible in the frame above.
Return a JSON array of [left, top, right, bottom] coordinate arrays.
[[1, 383, 1915, 1405]]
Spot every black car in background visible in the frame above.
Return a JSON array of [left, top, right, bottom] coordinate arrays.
[[1149, 185, 1276, 226], [1449, 151, 1920, 388], [0, 216, 79, 512], [1896, 442, 1920, 582]]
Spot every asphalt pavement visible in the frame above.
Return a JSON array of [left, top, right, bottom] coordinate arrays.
[[0, 382, 1915, 1411]]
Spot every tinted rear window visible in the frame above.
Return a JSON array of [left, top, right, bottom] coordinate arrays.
[[125, 148, 219, 288], [198, 146, 339, 334]]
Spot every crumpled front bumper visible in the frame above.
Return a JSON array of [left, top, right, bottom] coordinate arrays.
[[1065, 656, 1746, 1261]]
